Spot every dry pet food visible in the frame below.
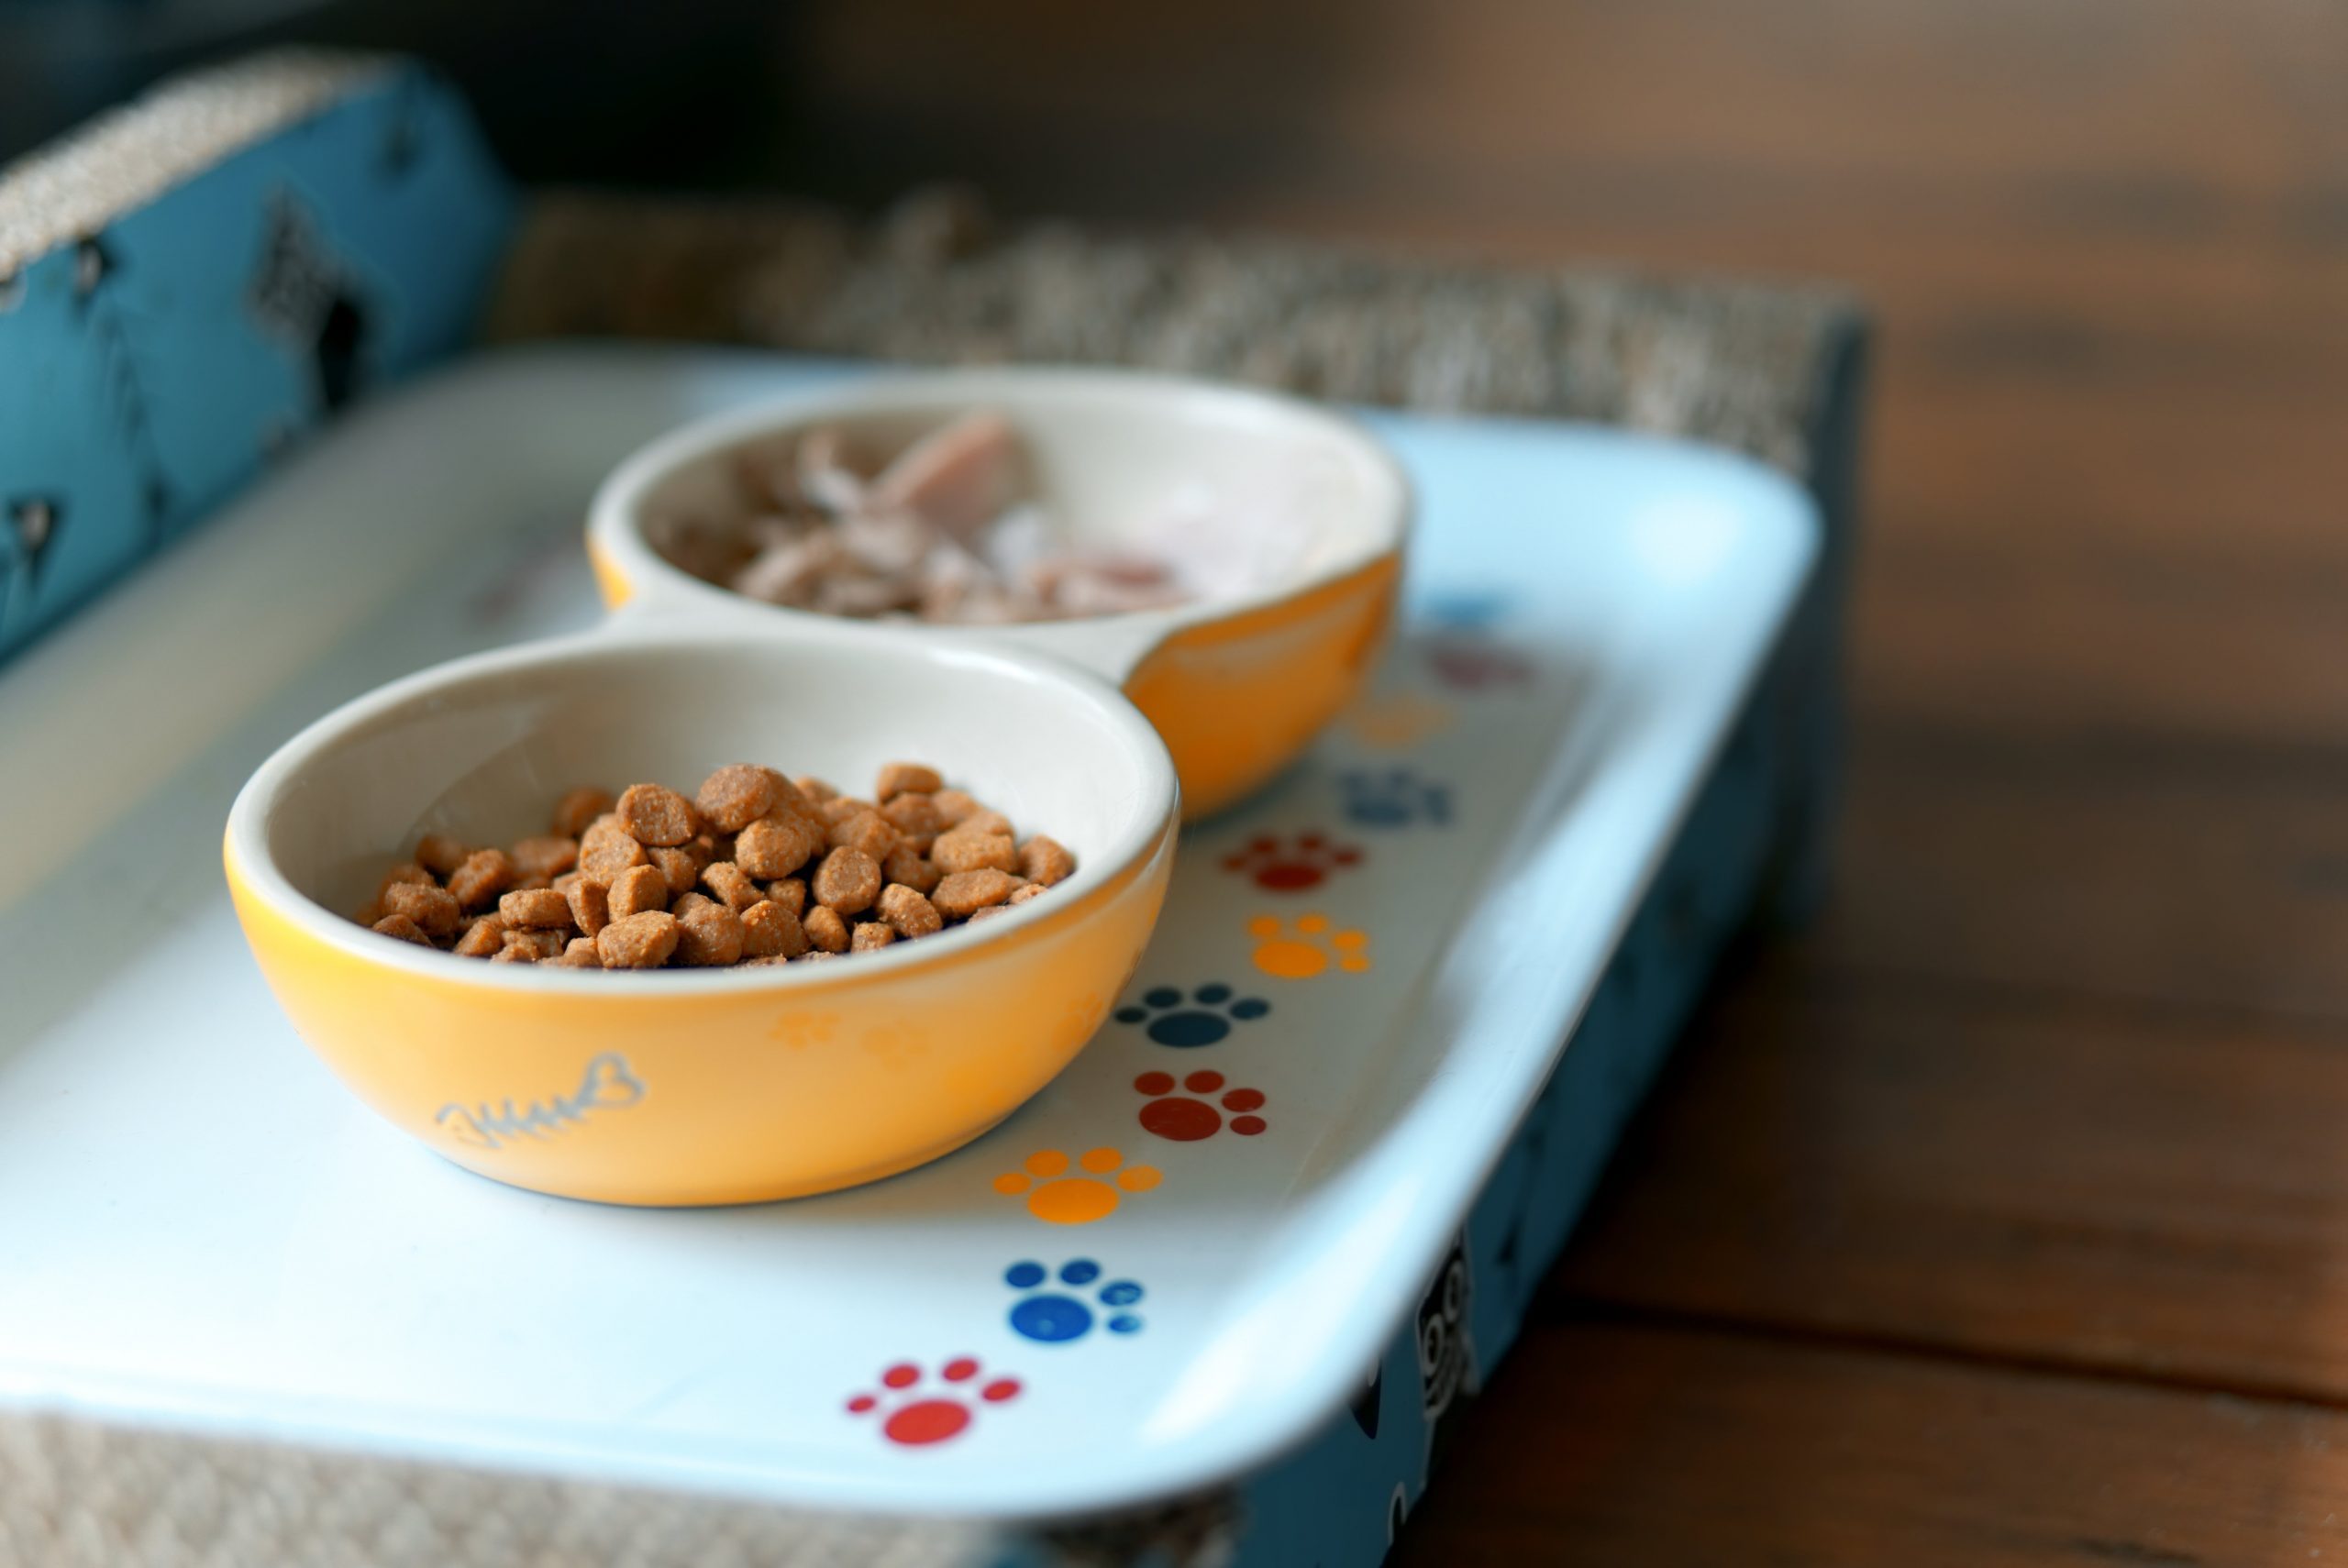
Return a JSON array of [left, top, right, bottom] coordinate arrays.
[[350, 762, 1075, 970]]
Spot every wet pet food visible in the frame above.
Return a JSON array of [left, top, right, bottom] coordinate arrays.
[[353, 763, 1074, 969], [648, 410, 1194, 624]]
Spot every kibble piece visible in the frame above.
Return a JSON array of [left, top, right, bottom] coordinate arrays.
[[793, 775, 838, 803], [932, 867, 1024, 918], [826, 808, 898, 859], [696, 764, 802, 833], [1018, 835, 1076, 888], [671, 890, 716, 921], [512, 834, 581, 880], [741, 900, 810, 958], [490, 939, 537, 963], [565, 878, 611, 938], [454, 916, 507, 957], [446, 849, 518, 911], [675, 902, 747, 967], [803, 903, 850, 954], [608, 863, 670, 919], [378, 862, 435, 894], [879, 792, 944, 846], [597, 911, 681, 969], [518, 928, 569, 958], [818, 796, 873, 828], [696, 861, 759, 913], [381, 881, 460, 940], [577, 825, 648, 883], [650, 845, 701, 896], [552, 870, 581, 893], [1008, 881, 1047, 904], [415, 834, 471, 878], [959, 809, 1013, 838], [797, 949, 840, 963], [371, 912, 432, 945], [882, 844, 942, 894], [553, 938, 603, 968], [499, 888, 575, 931], [617, 782, 702, 847], [876, 762, 943, 801], [966, 903, 1013, 924], [932, 827, 1019, 875], [877, 881, 943, 939], [741, 955, 792, 968], [766, 877, 809, 917], [551, 787, 615, 838], [812, 846, 882, 915], [852, 922, 897, 953], [735, 812, 825, 878], [514, 874, 554, 893], [930, 789, 980, 825]]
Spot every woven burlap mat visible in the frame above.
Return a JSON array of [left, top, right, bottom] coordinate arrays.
[[0, 50, 1861, 1568], [488, 186, 1855, 487]]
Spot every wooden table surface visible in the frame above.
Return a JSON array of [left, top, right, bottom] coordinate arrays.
[[775, 2, 2348, 1559]]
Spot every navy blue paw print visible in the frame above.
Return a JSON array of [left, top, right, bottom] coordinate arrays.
[[1115, 984, 1270, 1047], [1006, 1259, 1144, 1342], [1341, 768, 1454, 828]]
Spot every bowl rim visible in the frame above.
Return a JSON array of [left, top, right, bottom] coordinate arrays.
[[224, 617, 1181, 996], [584, 362, 1414, 647]]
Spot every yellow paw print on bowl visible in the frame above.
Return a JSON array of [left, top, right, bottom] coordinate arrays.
[[995, 1147, 1163, 1225], [1248, 913, 1373, 979]]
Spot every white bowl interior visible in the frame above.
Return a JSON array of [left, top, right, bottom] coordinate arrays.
[[251, 630, 1171, 926], [623, 374, 1404, 611]]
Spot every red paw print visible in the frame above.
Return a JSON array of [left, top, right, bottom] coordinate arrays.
[[1427, 637, 1534, 690], [1221, 833, 1364, 892], [847, 1359, 1021, 1446], [1135, 1070, 1268, 1141]]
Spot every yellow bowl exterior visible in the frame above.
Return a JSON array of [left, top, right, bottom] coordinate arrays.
[[1124, 555, 1401, 820], [226, 825, 1174, 1207]]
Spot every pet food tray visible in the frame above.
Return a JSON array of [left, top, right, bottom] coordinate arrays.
[[0, 347, 1815, 1518]]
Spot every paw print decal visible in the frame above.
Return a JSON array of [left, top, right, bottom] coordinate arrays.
[[1344, 690, 1455, 750], [995, 1147, 1162, 1225], [1221, 833, 1365, 892], [1249, 913, 1373, 979], [847, 1359, 1021, 1446], [1004, 1259, 1145, 1342], [1426, 637, 1535, 691], [1341, 768, 1453, 829], [1115, 984, 1270, 1047], [1418, 589, 1511, 630], [1135, 1070, 1267, 1141]]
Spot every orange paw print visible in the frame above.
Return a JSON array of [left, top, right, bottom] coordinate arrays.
[[1248, 913, 1373, 979], [1344, 690, 1455, 749], [995, 1147, 1162, 1225]]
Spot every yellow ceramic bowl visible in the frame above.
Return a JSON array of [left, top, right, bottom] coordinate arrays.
[[585, 368, 1412, 820], [225, 622, 1179, 1207]]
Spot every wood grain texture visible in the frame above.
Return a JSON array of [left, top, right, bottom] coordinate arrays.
[[1558, 957, 2348, 1400], [1387, 1321, 2348, 1568]]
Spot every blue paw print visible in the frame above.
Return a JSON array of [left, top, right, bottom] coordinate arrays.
[[1115, 983, 1271, 1047], [1418, 589, 1510, 630], [1341, 767, 1454, 828], [1006, 1259, 1144, 1342]]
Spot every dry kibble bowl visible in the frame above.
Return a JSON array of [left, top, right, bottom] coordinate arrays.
[[586, 367, 1412, 820], [224, 621, 1179, 1207]]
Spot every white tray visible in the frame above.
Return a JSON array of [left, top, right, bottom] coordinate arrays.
[[0, 347, 1814, 1518]]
